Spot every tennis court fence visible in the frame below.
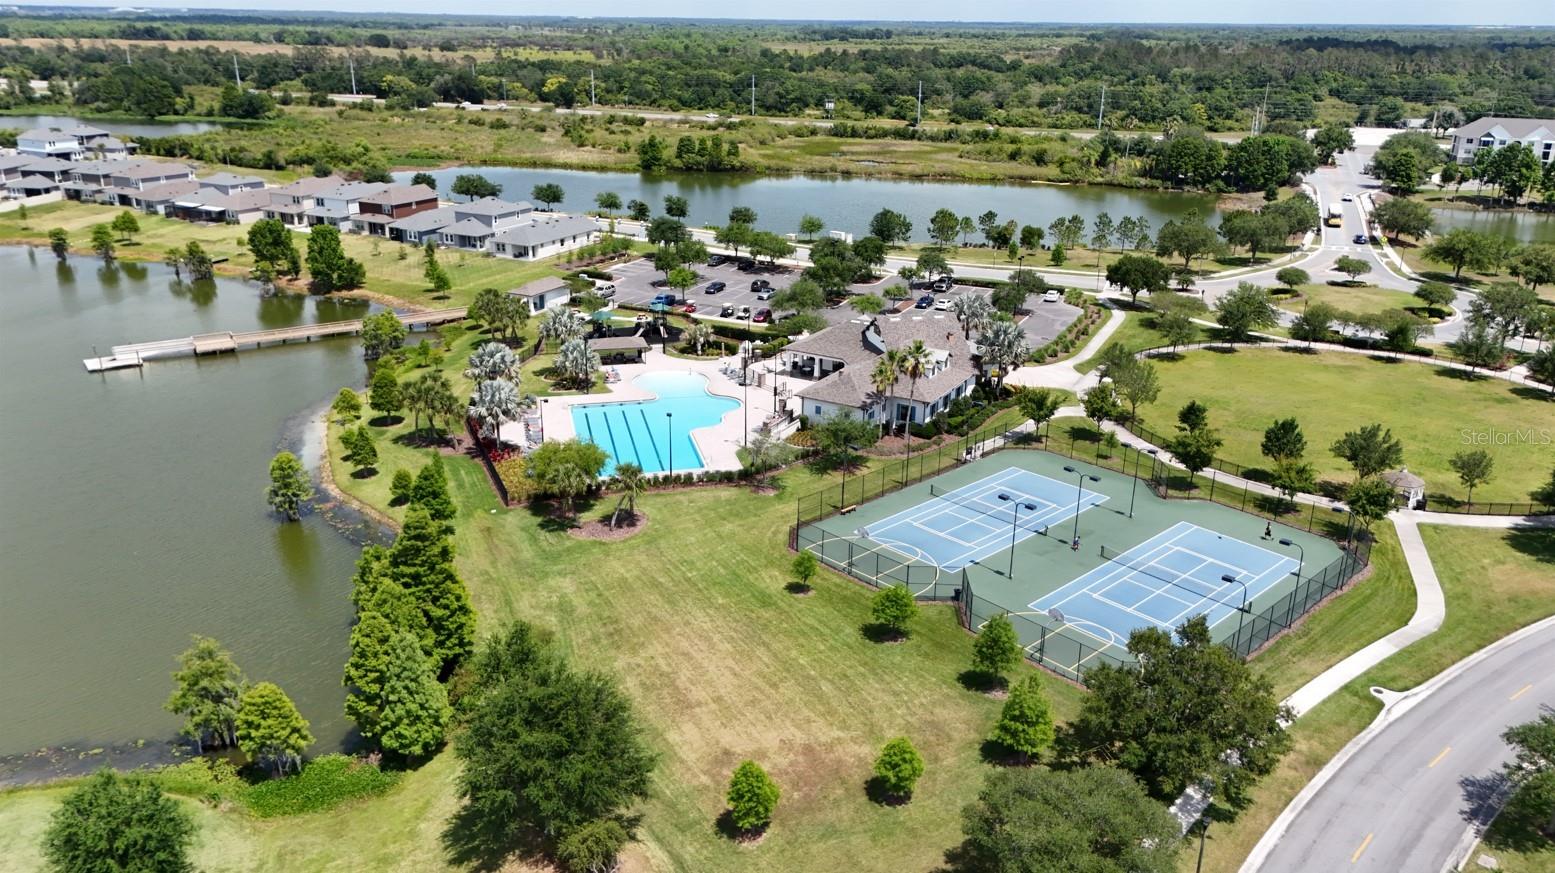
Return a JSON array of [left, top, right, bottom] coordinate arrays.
[[1220, 537, 1373, 658]]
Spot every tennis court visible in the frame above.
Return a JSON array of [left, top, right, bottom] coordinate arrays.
[[859, 467, 1108, 572], [1030, 521, 1301, 652]]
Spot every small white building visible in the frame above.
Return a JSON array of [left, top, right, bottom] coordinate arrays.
[[1380, 468, 1426, 509], [508, 277, 573, 314]]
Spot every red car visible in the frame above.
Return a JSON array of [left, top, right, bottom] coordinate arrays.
[[682, 301, 698, 313], [752, 308, 772, 323]]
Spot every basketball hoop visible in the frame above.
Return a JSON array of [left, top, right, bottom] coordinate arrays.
[[1047, 607, 1066, 625]]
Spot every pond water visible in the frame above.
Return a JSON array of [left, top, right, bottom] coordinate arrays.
[[1430, 207, 1555, 244], [0, 246, 384, 759], [0, 113, 223, 139], [396, 166, 1219, 244]]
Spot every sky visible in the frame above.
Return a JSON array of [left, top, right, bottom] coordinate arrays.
[[41, 1, 1555, 26]]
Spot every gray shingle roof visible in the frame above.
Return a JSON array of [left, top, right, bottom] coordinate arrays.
[[453, 196, 531, 217], [787, 314, 975, 410], [358, 184, 436, 206], [387, 206, 457, 233], [588, 335, 649, 352], [275, 175, 345, 197], [490, 215, 598, 247], [136, 179, 200, 202], [509, 278, 570, 298], [10, 174, 60, 189], [200, 172, 264, 189], [1454, 116, 1555, 141], [441, 218, 496, 238]]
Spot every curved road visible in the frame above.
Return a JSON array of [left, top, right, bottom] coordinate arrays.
[[1250, 617, 1555, 873]]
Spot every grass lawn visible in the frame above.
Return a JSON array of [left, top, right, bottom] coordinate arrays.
[[1275, 283, 1437, 320], [1073, 307, 1203, 373], [1187, 523, 1555, 872], [0, 200, 570, 309], [1136, 348, 1555, 504]]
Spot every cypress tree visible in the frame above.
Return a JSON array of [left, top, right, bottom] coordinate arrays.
[[988, 674, 1056, 763], [410, 454, 457, 522], [375, 629, 451, 758], [388, 507, 475, 671]]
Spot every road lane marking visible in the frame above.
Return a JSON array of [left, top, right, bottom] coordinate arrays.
[[1352, 833, 1374, 863], [1511, 684, 1533, 701], [1428, 747, 1451, 768]]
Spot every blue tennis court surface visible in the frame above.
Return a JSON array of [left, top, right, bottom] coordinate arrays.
[[1031, 521, 1300, 649], [860, 467, 1108, 572]]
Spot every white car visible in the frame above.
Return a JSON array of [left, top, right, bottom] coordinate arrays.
[[1042, 289, 1062, 303], [933, 297, 954, 311], [594, 282, 616, 298], [755, 288, 776, 301], [1341, 193, 1354, 202]]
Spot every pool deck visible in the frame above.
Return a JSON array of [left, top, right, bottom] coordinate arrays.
[[525, 346, 799, 472]]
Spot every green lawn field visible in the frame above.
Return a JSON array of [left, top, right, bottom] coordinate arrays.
[[1136, 348, 1555, 504]]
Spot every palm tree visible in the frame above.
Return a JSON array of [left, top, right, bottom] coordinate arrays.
[[610, 463, 647, 528], [467, 377, 521, 442], [550, 463, 593, 522], [489, 296, 529, 344], [464, 342, 518, 383], [952, 293, 994, 340], [556, 337, 601, 390], [870, 350, 903, 438], [980, 320, 1030, 394], [686, 321, 715, 355], [538, 307, 588, 352], [898, 340, 933, 453], [407, 371, 457, 438]]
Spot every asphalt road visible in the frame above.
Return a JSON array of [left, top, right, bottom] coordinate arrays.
[[1252, 620, 1555, 873]]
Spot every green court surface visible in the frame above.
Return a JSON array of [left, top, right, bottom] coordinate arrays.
[[797, 448, 1347, 681]]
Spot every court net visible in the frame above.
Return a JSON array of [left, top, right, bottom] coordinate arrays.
[[1096, 544, 1247, 613], [928, 483, 1053, 535]]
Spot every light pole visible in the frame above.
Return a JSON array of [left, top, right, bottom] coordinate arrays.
[[1277, 537, 1306, 586], [1127, 446, 1154, 519], [1220, 572, 1251, 651], [742, 356, 749, 448], [1063, 466, 1101, 547], [666, 411, 674, 478], [997, 493, 1040, 580]]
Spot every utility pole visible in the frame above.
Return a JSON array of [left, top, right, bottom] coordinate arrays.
[[124, 45, 131, 65], [348, 56, 357, 96], [750, 74, 756, 116], [590, 69, 596, 106], [1258, 84, 1270, 134], [233, 55, 242, 89], [916, 80, 922, 126], [1097, 84, 1106, 130]]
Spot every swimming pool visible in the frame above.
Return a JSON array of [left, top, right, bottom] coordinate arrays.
[[571, 371, 740, 476]]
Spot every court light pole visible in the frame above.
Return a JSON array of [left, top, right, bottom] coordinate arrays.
[[1063, 466, 1101, 546], [997, 493, 1040, 580], [1128, 447, 1154, 519], [1220, 572, 1251, 652], [1277, 538, 1306, 586], [666, 411, 673, 478]]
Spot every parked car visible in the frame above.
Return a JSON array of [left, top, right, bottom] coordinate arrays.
[[915, 294, 934, 309], [753, 308, 772, 323], [933, 297, 954, 311], [755, 287, 776, 301], [682, 302, 697, 313], [1341, 193, 1353, 202], [1042, 289, 1062, 303], [750, 278, 772, 292], [1352, 234, 1367, 245], [737, 258, 757, 272], [707, 254, 727, 267], [719, 304, 737, 317], [705, 281, 726, 294], [651, 293, 679, 306], [736, 305, 752, 320], [931, 277, 952, 293], [595, 283, 616, 299]]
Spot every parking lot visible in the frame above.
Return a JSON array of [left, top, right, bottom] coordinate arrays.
[[602, 257, 1081, 344]]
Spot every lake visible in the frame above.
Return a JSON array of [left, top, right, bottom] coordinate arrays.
[[0, 246, 383, 759], [0, 114, 223, 139], [396, 166, 1219, 243], [1430, 207, 1555, 244]]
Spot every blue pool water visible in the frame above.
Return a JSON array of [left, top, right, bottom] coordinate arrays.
[[571, 371, 740, 476]]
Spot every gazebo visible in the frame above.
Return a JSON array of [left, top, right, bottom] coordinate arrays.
[[587, 335, 649, 364], [1380, 467, 1426, 509]]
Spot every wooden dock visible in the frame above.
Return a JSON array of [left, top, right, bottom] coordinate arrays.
[[83, 307, 466, 371]]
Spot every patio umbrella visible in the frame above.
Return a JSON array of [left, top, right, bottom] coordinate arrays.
[[589, 309, 612, 322]]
